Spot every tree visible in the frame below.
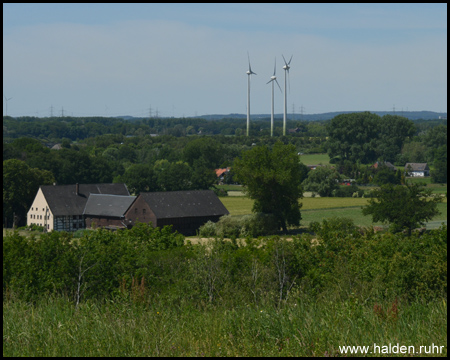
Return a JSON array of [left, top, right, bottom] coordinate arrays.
[[431, 145, 447, 184], [119, 164, 158, 195], [326, 112, 380, 164], [401, 141, 427, 163], [302, 166, 341, 197], [377, 115, 416, 162], [233, 142, 304, 232], [157, 161, 193, 191], [3, 159, 55, 227], [362, 183, 442, 235], [183, 137, 224, 169], [372, 165, 401, 186]]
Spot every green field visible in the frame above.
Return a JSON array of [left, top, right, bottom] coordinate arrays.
[[220, 196, 447, 229], [298, 153, 330, 165]]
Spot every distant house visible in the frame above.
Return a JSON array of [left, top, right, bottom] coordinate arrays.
[[215, 167, 231, 183], [404, 163, 430, 177], [84, 194, 136, 230], [124, 190, 229, 235], [27, 183, 130, 232], [371, 161, 397, 171]]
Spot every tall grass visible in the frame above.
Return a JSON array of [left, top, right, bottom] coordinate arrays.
[[3, 296, 447, 357]]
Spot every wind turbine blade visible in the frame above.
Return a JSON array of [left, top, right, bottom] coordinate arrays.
[[266, 79, 273, 85], [282, 54, 288, 66], [273, 57, 276, 76], [288, 55, 293, 65], [275, 79, 283, 93]]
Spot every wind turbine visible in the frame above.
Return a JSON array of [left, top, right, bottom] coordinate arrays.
[[266, 57, 282, 137], [282, 54, 293, 136], [4, 95, 12, 117], [246, 52, 256, 136]]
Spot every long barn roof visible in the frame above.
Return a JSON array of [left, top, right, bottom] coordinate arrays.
[[137, 190, 229, 219]]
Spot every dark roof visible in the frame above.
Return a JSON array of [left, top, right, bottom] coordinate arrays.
[[41, 183, 130, 216], [83, 194, 136, 217], [137, 190, 229, 219], [405, 163, 429, 171]]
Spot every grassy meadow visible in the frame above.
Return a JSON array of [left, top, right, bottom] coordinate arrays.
[[220, 194, 447, 229], [299, 153, 331, 166]]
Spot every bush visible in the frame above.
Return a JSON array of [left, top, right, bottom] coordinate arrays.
[[215, 215, 242, 238], [308, 216, 360, 241], [333, 184, 360, 197], [198, 220, 217, 237], [199, 213, 280, 238], [239, 213, 278, 237]]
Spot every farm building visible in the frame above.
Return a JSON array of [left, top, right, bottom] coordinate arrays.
[[124, 190, 229, 235], [404, 163, 430, 177], [27, 183, 130, 232], [84, 194, 136, 230]]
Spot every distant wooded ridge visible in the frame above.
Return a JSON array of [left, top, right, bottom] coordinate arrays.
[[115, 110, 446, 121]]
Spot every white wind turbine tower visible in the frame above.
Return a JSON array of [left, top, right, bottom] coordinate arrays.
[[246, 52, 257, 136], [4, 95, 12, 117], [282, 54, 293, 136], [266, 57, 282, 137]]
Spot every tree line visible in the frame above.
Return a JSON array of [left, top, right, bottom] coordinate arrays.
[[3, 113, 447, 227]]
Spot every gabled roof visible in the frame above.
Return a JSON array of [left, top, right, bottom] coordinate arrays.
[[137, 190, 229, 219], [83, 194, 136, 217], [41, 183, 130, 216], [405, 163, 429, 171]]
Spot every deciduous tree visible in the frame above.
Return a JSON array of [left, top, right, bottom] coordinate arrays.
[[362, 183, 442, 235], [233, 142, 305, 232]]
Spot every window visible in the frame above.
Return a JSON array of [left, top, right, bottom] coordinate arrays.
[[135, 208, 138, 214], [143, 209, 146, 214]]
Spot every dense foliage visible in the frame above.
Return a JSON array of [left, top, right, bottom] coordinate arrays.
[[3, 114, 446, 227], [326, 112, 416, 164], [4, 221, 447, 305], [362, 183, 443, 235], [233, 142, 307, 232]]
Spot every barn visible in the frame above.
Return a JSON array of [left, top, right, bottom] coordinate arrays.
[[84, 194, 136, 230], [27, 183, 130, 232], [124, 190, 229, 235]]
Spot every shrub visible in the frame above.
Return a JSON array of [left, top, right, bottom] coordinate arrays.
[[200, 213, 280, 238], [333, 184, 360, 197], [215, 215, 242, 238], [239, 213, 278, 237], [198, 220, 217, 237], [308, 216, 359, 241]]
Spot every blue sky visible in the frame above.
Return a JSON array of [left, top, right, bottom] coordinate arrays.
[[3, 3, 447, 117]]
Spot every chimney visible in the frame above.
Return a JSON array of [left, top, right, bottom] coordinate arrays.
[[76, 183, 79, 196]]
